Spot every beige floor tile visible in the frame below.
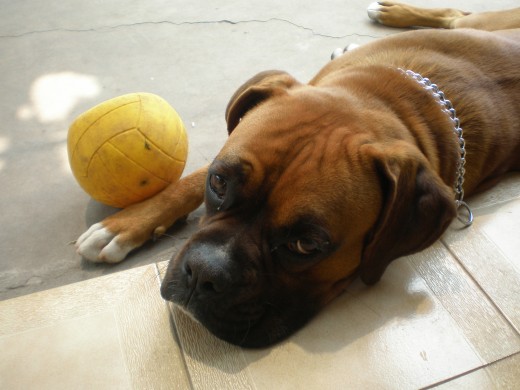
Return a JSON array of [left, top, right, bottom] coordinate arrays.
[[434, 352, 520, 389], [476, 200, 520, 271], [0, 266, 148, 336], [443, 198, 520, 331], [468, 173, 520, 210], [0, 311, 130, 389], [409, 242, 520, 362], [0, 264, 190, 390]]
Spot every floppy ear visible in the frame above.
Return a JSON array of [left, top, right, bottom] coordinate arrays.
[[225, 70, 300, 134], [360, 142, 457, 285]]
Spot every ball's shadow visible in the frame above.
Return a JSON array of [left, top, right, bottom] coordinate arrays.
[[85, 198, 120, 227]]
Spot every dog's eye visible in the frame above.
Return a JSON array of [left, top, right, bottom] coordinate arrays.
[[209, 174, 227, 199], [287, 239, 321, 255]]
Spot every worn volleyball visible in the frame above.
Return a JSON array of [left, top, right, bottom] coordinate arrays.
[[67, 93, 188, 208]]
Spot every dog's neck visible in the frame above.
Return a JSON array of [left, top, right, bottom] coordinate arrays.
[[399, 68, 473, 227]]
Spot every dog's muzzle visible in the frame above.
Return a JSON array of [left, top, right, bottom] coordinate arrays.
[[160, 239, 273, 346]]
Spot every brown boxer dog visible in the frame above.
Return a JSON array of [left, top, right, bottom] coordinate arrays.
[[76, 3, 520, 347]]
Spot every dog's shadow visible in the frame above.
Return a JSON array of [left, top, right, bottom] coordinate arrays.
[[286, 264, 431, 353]]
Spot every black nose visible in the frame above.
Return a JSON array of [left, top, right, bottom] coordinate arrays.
[[184, 254, 230, 294], [160, 242, 234, 302]]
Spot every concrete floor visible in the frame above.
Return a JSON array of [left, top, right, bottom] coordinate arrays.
[[0, 0, 517, 303]]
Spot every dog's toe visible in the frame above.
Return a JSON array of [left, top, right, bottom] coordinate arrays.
[[331, 43, 361, 60], [346, 43, 360, 51], [367, 2, 384, 23], [97, 239, 134, 264], [331, 47, 345, 60]]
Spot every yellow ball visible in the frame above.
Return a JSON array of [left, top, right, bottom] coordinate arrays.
[[67, 93, 188, 208]]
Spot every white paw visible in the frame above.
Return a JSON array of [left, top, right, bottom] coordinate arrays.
[[75, 223, 135, 263], [367, 2, 383, 23]]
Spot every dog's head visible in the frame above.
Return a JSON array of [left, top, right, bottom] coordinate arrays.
[[161, 70, 456, 347]]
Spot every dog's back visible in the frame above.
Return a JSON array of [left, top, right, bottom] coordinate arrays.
[[313, 28, 520, 193]]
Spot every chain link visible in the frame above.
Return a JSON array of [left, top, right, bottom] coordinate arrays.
[[399, 69, 473, 227]]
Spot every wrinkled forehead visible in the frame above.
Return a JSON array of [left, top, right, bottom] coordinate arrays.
[[212, 135, 361, 229], [219, 96, 350, 171], [215, 131, 341, 202], [223, 86, 351, 146]]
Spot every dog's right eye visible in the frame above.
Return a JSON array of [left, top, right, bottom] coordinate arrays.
[[209, 174, 227, 199]]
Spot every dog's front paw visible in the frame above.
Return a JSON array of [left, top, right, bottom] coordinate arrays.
[[75, 223, 136, 264]]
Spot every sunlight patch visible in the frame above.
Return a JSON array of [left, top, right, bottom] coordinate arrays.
[[17, 72, 101, 123]]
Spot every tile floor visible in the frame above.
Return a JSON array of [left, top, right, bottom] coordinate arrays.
[[1, 173, 519, 389]]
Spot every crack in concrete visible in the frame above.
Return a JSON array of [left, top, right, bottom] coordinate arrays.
[[0, 18, 381, 40]]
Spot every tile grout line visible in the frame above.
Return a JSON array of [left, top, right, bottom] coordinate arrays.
[[420, 350, 520, 389], [153, 262, 195, 390], [440, 238, 520, 337]]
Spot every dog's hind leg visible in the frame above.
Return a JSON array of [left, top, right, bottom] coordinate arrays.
[[367, 1, 469, 29], [368, 1, 520, 31], [450, 8, 520, 31]]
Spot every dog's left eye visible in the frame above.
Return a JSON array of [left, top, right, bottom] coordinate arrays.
[[287, 239, 322, 255]]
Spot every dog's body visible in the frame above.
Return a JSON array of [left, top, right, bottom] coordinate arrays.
[[76, 2, 520, 347]]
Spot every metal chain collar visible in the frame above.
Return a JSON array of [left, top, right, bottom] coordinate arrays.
[[399, 69, 473, 227]]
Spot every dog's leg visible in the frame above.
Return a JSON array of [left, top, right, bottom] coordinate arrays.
[[450, 8, 520, 31], [368, 1, 520, 31], [367, 1, 469, 29], [75, 165, 208, 263]]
